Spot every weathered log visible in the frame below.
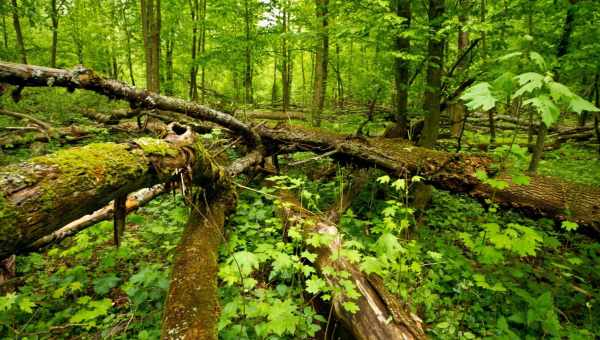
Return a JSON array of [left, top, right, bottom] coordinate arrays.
[[0, 124, 222, 258], [278, 191, 425, 340], [258, 125, 600, 232], [162, 151, 266, 340], [0, 125, 94, 149], [243, 111, 308, 121], [22, 185, 166, 254], [0, 108, 53, 130], [0, 62, 261, 146]]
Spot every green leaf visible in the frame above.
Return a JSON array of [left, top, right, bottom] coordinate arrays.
[[376, 175, 390, 184], [305, 276, 328, 295], [231, 251, 259, 276], [461, 82, 497, 111], [513, 72, 544, 98], [569, 95, 600, 114], [0, 293, 17, 312], [561, 221, 579, 231], [360, 256, 385, 275], [529, 52, 546, 71], [266, 298, 299, 336], [375, 233, 402, 257], [93, 274, 120, 295], [69, 298, 113, 323], [342, 301, 360, 314], [523, 95, 560, 127], [18, 297, 35, 313]]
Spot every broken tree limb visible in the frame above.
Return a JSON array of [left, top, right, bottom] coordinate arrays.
[[0, 62, 261, 146], [278, 191, 426, 340], [22, 185, 166, 254], [0, 108, 53, 131], [257, 125, 600, 232], [162, 151, 266, 340], [0, 124, 223, 258]]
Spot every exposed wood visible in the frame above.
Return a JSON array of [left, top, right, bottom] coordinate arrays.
[[0, 108, 53, 130], [258, 125, 600, 232], [0, 62, 261, 146], [22, 185, 166, 254], [0, 124, 222, 258], [278, 192, 426, 340]]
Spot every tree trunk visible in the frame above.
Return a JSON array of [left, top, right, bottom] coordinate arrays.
[[244, 0, 253, 105], [10, 0, 27, 64], [278, 192, 426, 340], [189, 0, 199, 100], [2, 15, 8, 50], [311, 0, 329, 127], [161, 193, 235, 340], [122, 5, 136, 86], [200, 0, 207, 104], [0, 124, 220, 259], [165, 34, 174, 95], [50, 0, 59, 67], [449, 1, 469, 138], [281, 2, 291, 112], [4, 62, 599, 232], [418, 0, 445, 148], [141, 0, 161, 92], [384, 0, 411, 138]]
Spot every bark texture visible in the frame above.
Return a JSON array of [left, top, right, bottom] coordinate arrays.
[[278, 192, 425, 340], [0, 125, 216, 258], [311, 0, 329, 127]]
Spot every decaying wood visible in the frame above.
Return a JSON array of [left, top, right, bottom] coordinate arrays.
[[22, 185, 166, 254], [0, 108, 53, 130], [0, 124, 221, 258], [258, 125, 600, 232], [0, 62, 261, 146], [278, 191, 425, 340], [243, 111, 308, 121]]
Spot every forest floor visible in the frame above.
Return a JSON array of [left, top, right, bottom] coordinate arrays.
[[1, 90, 599, 339]]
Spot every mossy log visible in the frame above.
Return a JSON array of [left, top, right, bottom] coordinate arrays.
[[0, 62, 261, 146], [278, 192, 426, 340], [258, 125, 600, 232], [0, 124, 223, 258]]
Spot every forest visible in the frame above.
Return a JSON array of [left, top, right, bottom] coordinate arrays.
[[0, 0, 599, 339]]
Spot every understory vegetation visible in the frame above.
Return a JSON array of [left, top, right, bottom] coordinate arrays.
[[2, 0, 600, 338]]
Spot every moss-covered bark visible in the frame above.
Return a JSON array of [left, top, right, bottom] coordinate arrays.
[[0, 133, 214, 258]]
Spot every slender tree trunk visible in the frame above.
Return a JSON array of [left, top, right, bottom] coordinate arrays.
[[141, 0, 161, 93], [50, 0, 59, 67], [244, 0, 253, 106], [122, 5, 136, 86], [480, 0, 486, 57], [200, 0, 207, 104], [449, 0, 469, 138], [418, 0, 445, 148], [1, 15, 8, 50], [189, 0, 199, 100], [311, 0, 329, 127], [11, 0, 27, 64], [528, 124, 547, 173], [384, 0, 411, 138], [595, 73, 600, 156], [281, 2, 291, 112], [166, 36, 174, 95], [271, 56, 278, 107]]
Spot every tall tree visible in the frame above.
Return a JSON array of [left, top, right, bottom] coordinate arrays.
[[10, 0, 27, 64], [49, 0, 66, 67], [243, 0, 253, 105], [311, 0, 329, 127], [189, 0, 199, 100], [449, 0, 470, 138], [418, 0, 445, 148], [141, 0, 161, 92], [384, 0, 411, 138], [281, 0, 291, 112]]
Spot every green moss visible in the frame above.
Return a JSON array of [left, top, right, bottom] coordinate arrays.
[[31, 142, 148, 211], [0, 192, 18, 254], [134, 137, 179, 157]]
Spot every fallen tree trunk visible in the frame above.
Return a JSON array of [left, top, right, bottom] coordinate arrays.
[[0, 62, 261, 146], [243, 111, 308, 121], [0, 124, 223, 258], [2, 63, 598, 231], [22, 185, 166, 254], [258, 125, 600, 232], [278, 190, 425, 340]]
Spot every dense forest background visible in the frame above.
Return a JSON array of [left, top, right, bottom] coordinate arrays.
[[1, 0, 600, 339]]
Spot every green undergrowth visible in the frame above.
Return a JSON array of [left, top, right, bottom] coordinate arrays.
[[2, 169, 598, 339]]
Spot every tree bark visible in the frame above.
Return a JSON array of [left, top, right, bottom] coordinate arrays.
[[278, 192, 426, 340], [243, 0, 253, 105], [0, 62, 261, 146], [311, 0, 329, 127], [141, 0, 161, 92], [384, 0, 411, 138], [0, 124, 221, 259], [122, 4, 136, 86], [449, 0, 469, 138], [50, 0, 59, 67], [10, 0, 27, 64], [189, 0, 199, 100], [418, 0, 445, 148], [281, 1, 291, 112]]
